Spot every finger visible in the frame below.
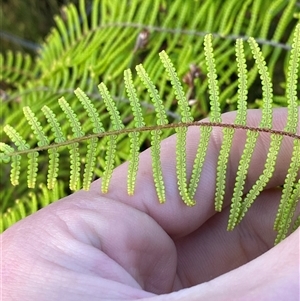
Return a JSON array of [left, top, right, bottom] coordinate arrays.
[[147, 228, 300, 301], [90, 108, 299, 237], [175, 187, 300, 286], [2, 193, 175, 299]]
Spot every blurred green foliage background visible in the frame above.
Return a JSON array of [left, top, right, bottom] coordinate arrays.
[[1, 0, 81, 54]]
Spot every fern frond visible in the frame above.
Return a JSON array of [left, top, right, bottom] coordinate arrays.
[[1, 0, 299, 242]]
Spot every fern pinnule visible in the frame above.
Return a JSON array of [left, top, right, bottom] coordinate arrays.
[[10, 155, 21, 186], [22, 107, 50, 188], [74, 88, 104, 134], [136, 64, 168, 203], [23, 107, 49, 146], [228, 130, 259, 230], [240, 24, 300, 225], [3, 125, 29, 186], [135, 64, 168, 126], [73, 88, 104, 190], [272, 22, 300, 239], [98, 82, 124, 193], [42, 106, 65, 189], [215, 39, 248, 211], [292, 214, 300, 232], [159, 51, 194, 205], [188, 33, 222, 201], [82, 137, 98, 190], [228, 37, 274, 230], [176, 127, 195, 206], [124, 69, 145, 129], [27, 152, 39, 188], [58, 97, 85, 138], [3, 125, 29, 151], [274, 139, 300, 232], [98, 83, 124, 131], [188, 126, 211, 199], [238, 133, 283, 224], [0, 143, 14, 164], [124, 69, 145, 195], [284, 22, 300, 134], [47, 148, 60, 190], [203, 34, 222, 123], [234, 39, 248, 126], [275, 179, 300, 245], [159, 51, 193, 123], [68, 142, 81, 191], [248, 37, 273, 129], [42, 106, 66, 143], [58, 97, 84, 190]]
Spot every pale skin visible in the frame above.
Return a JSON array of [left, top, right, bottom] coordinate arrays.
[[2, 108, 300, 300]]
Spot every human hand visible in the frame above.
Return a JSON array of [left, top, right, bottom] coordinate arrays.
[[2, 108, 299, 301]]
